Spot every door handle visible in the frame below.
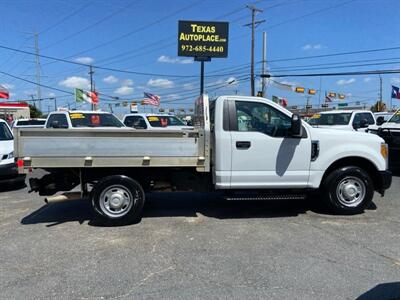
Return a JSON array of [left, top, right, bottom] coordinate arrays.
[[236, 141, 251, 149]]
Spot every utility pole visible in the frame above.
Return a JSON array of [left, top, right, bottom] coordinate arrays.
[[34, 32, 42, 112], [89, 65, 94, 111], [261, 31, 267, 97], [52, 97, 57, 111], [244, 5, 265, 97], [379, 74, 383, 111]]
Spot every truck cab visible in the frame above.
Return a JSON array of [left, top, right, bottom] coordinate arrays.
[[308, 110, 376, 132], [45, 111, 125, 129]]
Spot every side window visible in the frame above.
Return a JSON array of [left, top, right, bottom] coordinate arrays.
[[124, 116, 147, 129], [46, 114, 68, 128], [362, 113, 375, 125], [352, 113, 361, 127], [234, 101, 291, 137]]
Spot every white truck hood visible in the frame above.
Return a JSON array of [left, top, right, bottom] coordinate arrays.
[[310, 126, 383, 143], [313, 125, 353, 131], [380, 122, 400, 130]]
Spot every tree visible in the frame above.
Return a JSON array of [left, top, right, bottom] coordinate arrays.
[[29, 104, 43, 118], [371, 101, 386, 112]]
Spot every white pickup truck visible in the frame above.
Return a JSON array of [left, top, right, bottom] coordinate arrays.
[[14, 95, 392, 225]]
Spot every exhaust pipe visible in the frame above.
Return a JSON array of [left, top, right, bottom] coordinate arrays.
[[44, 192, 82, 204]]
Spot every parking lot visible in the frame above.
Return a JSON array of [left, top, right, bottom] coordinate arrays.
[[0, 172, 399, 300]]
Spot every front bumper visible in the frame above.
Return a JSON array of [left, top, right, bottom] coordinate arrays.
[[377, 170, 392, 196]]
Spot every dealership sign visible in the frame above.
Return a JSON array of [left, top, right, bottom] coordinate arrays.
[[178, 20, 229, 58]]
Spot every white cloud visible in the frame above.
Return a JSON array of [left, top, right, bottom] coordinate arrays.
[[363, 77, 372, 83], [114, 86, 134, 95], [23, 90, 36, 96], [336, 78, 356, 86], [103, 75, 118, 84], [74, 57, 94, 64], [1, 83, 14, 90], [225, 76, 239, 87], [59, 76, 90, 89], [48, 92, 56, 97], [391, 77, 400, 84], [147, 78, 174, 89], [183, 83, 195, 90], [121, 79, 133, 86], [157, 55, 193, 64], [301, 44, 323, 51], [166, 94, 180, 100]]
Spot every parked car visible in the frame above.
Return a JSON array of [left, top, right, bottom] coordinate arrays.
[[370, 109, 400, 170], [308, 110, 375, 132], [11, 118, 46, 128], [122, 113, 193, 130], [0, 119, 25, 185], [374, 112, 394, 125], [45, 111, 126, 129]]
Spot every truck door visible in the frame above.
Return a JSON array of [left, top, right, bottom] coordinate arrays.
[[229, 99, 311, 188]]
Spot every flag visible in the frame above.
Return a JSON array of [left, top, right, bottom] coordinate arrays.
[[391, 85, 400, 99], [325, 92, 332, 102], [279, 98, 288, 107], [142, 92, 160, 106], [0, 84, 9, 99], [75, 88, 99, 104], [272, 95, 279, 103]]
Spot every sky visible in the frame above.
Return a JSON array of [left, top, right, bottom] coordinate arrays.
[[0, 0, 400, 115]]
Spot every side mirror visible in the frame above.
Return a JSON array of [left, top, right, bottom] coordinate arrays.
[[376, 116, 385, 126], [290, 114, 303, 137], [353, 122, 360, 130], [51, 121, 60, 128]]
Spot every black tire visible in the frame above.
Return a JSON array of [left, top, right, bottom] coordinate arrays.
[[322, 166, 374, 215], [91, 175, 145, 226]]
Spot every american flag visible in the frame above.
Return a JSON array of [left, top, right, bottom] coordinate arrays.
[[142, 92, 160, 106], [325, 92, 332, 102], [0, 84, 9, 99]]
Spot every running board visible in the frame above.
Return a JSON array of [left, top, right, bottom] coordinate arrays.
[[225, 194, 307, 201]]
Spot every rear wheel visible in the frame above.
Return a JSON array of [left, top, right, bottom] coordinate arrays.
[[91, 175, 145, 225], [322, 166, 374, 214]]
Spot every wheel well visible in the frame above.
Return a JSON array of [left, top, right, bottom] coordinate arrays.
[[321, 157, 380, 190]]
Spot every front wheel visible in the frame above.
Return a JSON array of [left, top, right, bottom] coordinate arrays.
[[91, 175, 145, 225], [322, 166, 374, 214]]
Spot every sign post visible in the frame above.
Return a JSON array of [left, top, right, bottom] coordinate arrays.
[[178, 20, 229, 95]]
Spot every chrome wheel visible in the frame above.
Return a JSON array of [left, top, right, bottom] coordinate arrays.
[[336, 176, 366, 207], [99, 185, 136, 218]]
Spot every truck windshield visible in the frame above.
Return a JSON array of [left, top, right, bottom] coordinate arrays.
[[309, 113, 352, 125], [69, 113, 124, 127], [0, 123, 13, 140], [146, 115, 185, 127], [388, 111, 400, 124]]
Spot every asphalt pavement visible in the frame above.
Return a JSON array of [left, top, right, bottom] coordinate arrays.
[[0, 172, 399, 300]]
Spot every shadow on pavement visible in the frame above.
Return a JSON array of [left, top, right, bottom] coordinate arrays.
[[0, 181, 26, 193], [21, 192, 381, 227], [356, 282, 400, 300], [21, 192, 318, 227]]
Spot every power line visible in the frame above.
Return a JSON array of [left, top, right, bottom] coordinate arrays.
[[38, 1, 95, 35], [262, 68, 400, 78], [0, 70, 74, 95], [42, 1, 141, 50]]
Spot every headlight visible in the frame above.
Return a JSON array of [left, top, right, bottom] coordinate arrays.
[[380, 143, 388, 160], [6, 151, 14, 159]]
